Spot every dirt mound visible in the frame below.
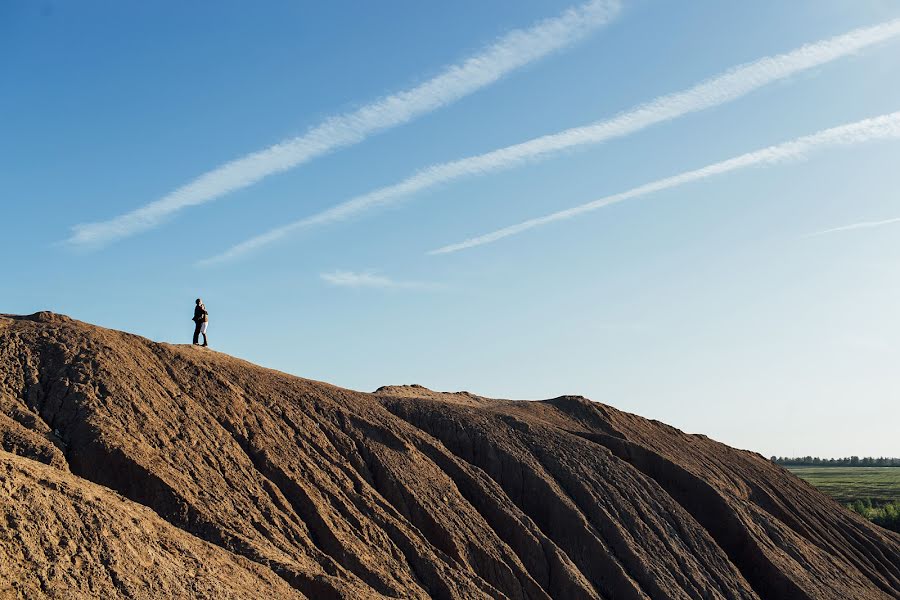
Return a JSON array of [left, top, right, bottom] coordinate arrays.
[[0, 452, 301, 599], [374, 384, 488, 407], [1, 312, 898, 599]]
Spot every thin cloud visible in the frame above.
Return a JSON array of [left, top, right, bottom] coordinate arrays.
[[199, 17, 900, 266], [66, 0, 620, 249], [321, 270, 442, 291], [805, 216, 900, 237], [429, 111, 900, 254]]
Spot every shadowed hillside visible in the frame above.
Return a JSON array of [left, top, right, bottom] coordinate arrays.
[[1, 312, 898, 599]]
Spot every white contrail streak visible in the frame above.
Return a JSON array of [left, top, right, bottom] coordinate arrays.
[[67, 0, 620, 248], [429, 111, 900, 254], [321, 270, 442, 290], [199, 17, 900, 266], [806, 216, 900, 237]]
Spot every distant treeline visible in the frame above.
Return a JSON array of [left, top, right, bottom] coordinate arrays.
[[772, 456, 900, 467]]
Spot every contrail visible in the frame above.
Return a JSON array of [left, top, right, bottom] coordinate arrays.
[[199, 17, 900, 266], [429, 111, 900, 254], [321, 270, 442, 291], [67, 0, 620, 248], [806, 216, 900, 237]]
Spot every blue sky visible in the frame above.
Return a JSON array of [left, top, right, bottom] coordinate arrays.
[[3, 1, 900, 457]]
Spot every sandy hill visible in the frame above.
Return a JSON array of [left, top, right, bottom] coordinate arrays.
[[0, 312, 898, 599]]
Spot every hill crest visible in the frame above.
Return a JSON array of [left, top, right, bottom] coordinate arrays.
[[1, 312, 898, 599]]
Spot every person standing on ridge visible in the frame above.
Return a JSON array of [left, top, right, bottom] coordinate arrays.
[[192, 298, 209, 347]]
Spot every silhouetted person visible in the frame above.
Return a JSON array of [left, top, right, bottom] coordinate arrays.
[[192, 298, 209, 347]]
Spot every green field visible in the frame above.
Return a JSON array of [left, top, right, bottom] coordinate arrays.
[[786, 466, 900, 504]]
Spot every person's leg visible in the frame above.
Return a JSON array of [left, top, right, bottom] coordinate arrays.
[[200, 322, 208, 347], [193, 322, 201, 344]]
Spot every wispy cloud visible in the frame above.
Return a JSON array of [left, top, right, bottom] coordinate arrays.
[[321, 270, 442, 291], [199, 17, 900, 266], [66, 1, 620, 249], [805, 216, 900, 237], [429, 111, 900, 254]]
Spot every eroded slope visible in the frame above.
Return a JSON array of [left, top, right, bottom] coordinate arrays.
[[1, 312, 898, 599], [0, 450, 302, 599]]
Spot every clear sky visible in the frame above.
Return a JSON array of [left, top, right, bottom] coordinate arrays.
[[3, 1, 900, 458]]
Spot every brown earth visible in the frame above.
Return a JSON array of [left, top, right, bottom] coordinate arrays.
[[0, 311, 898, 599], [0, 452, 301, 599]]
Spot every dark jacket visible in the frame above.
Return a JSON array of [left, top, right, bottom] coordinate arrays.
[[193, 305, 208, 323]]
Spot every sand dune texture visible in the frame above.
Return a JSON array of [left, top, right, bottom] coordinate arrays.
[[1, 312, 898, 599]]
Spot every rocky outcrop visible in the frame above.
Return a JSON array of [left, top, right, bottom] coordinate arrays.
[[1, 312, 898, 599]]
